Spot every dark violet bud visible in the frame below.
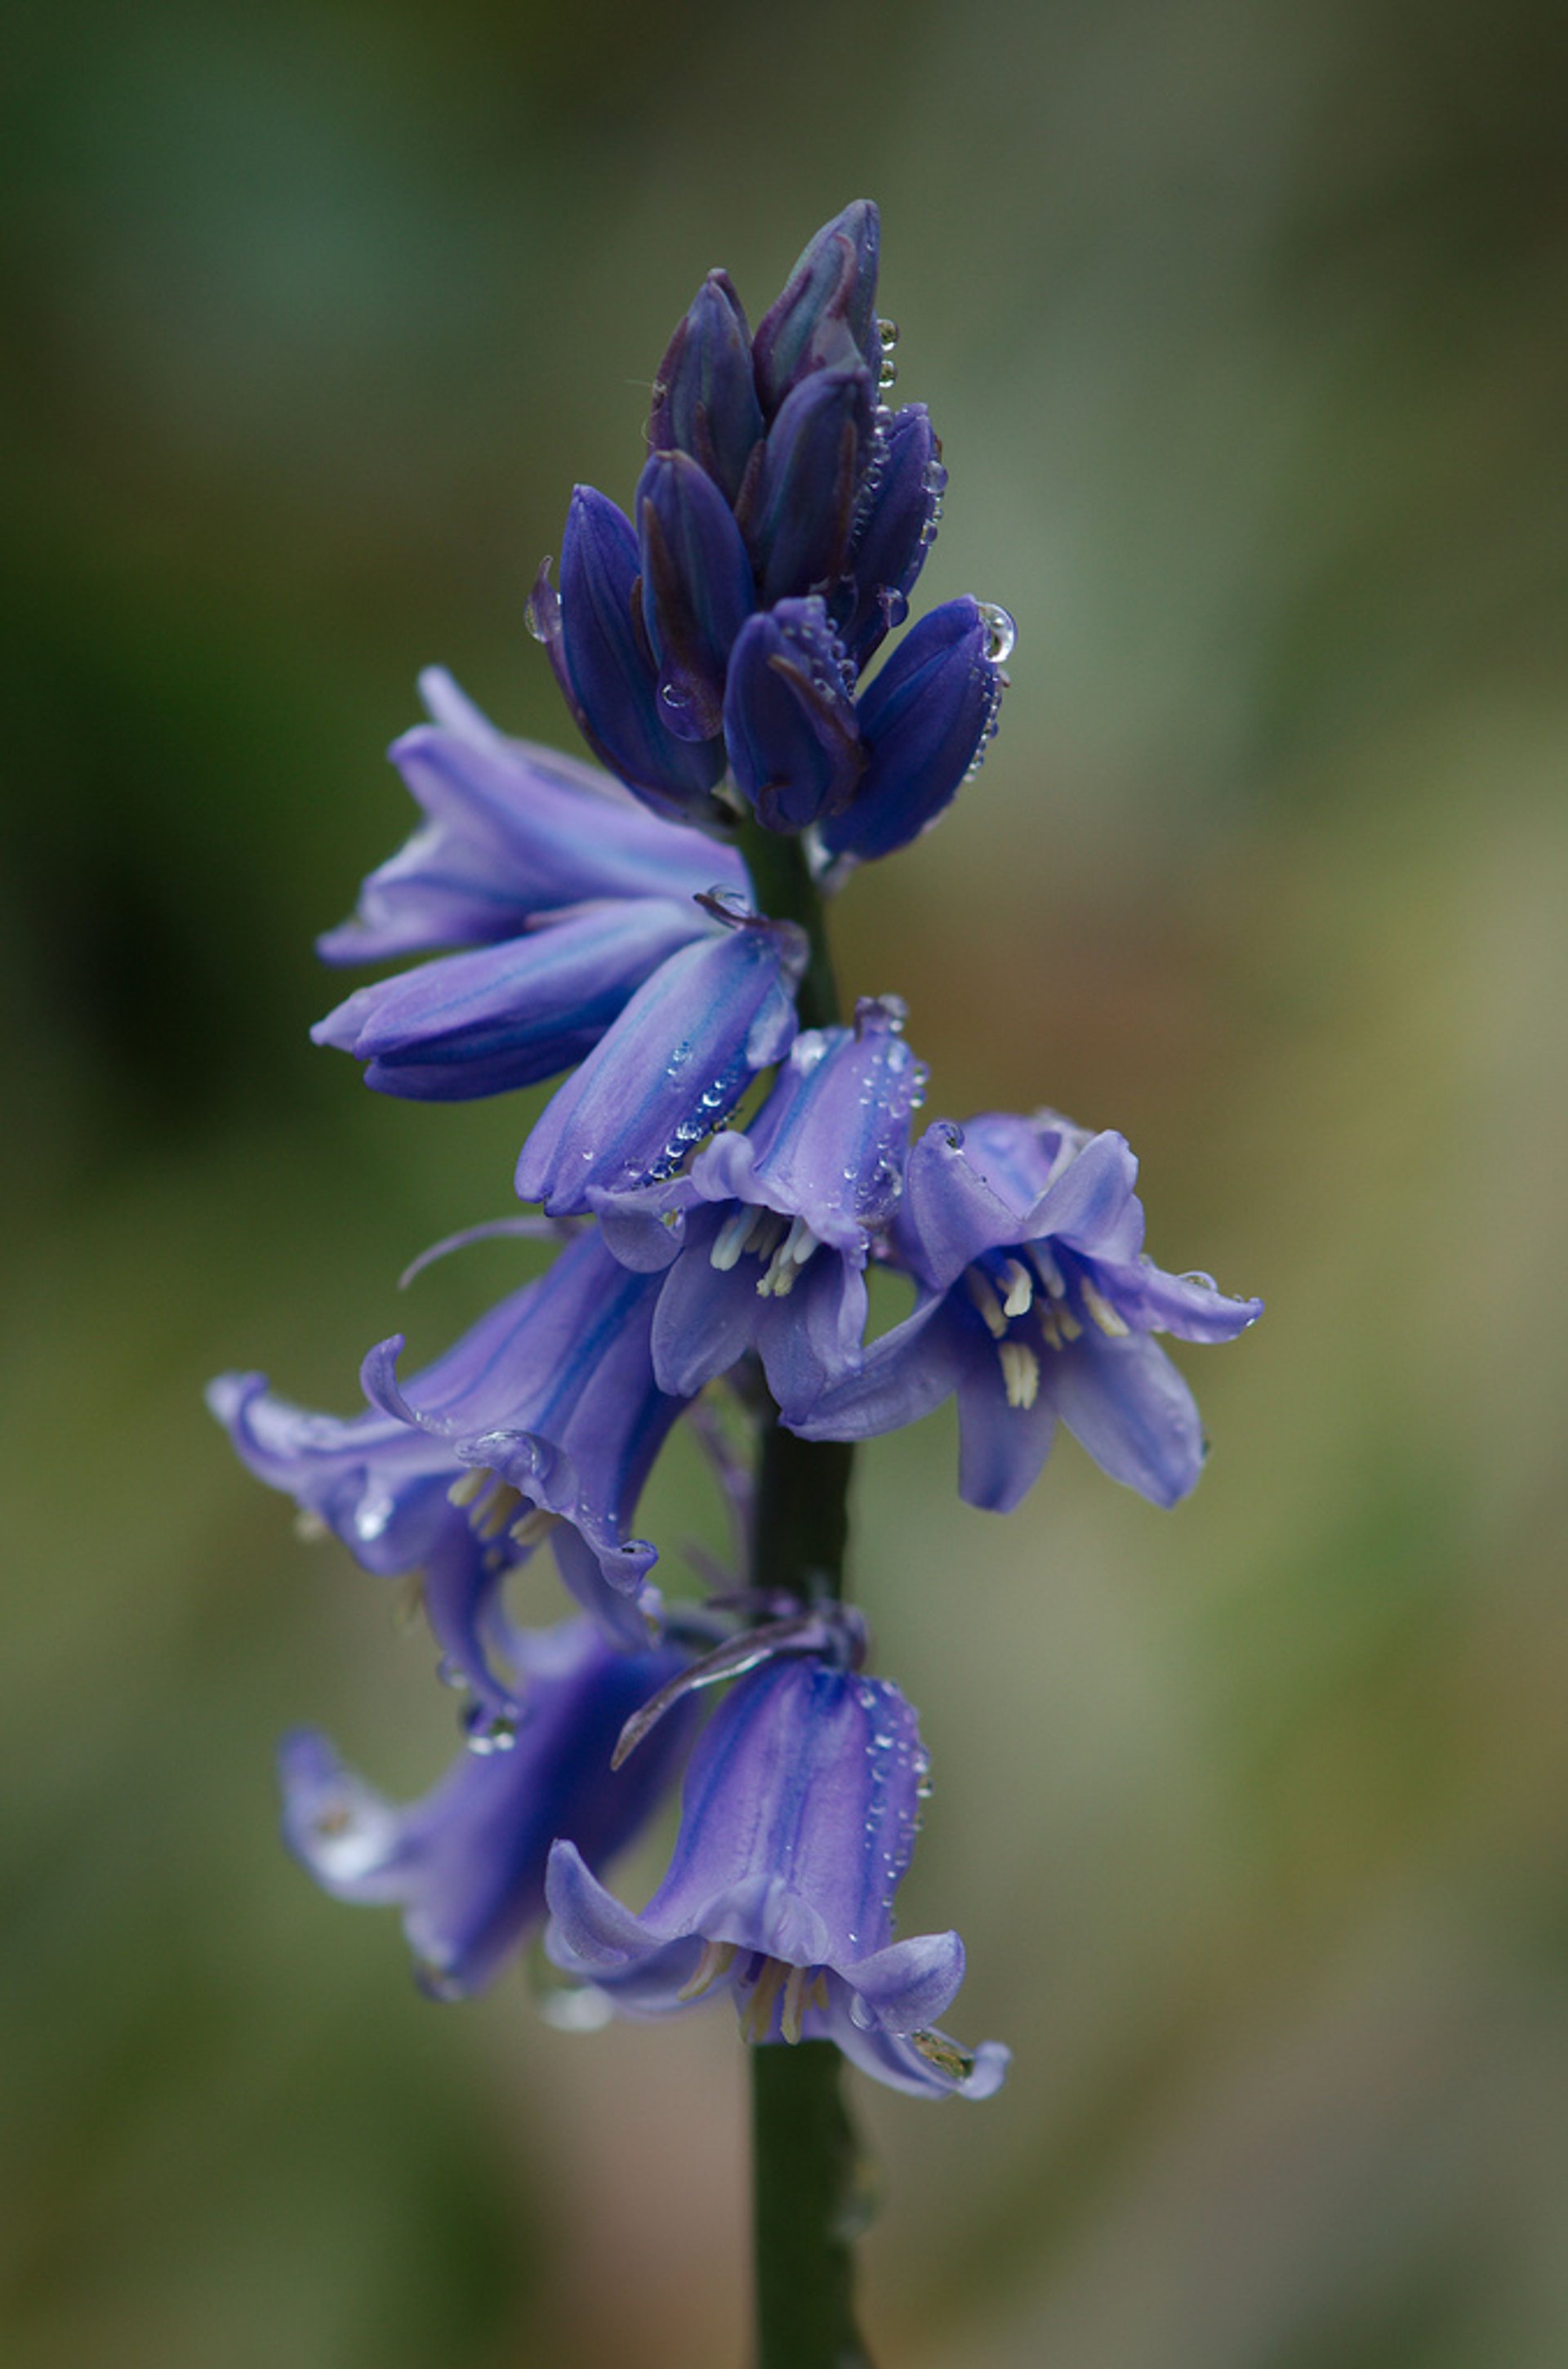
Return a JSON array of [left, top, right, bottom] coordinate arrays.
[[738, 365, 874, 607], [753, 200, 881, 417], [532, 489, 724, 820], [835, 404, 947, 670], [649, 270, 764, 506], [637, 450, 756, 743], [723, 598, 864, 834], [819, 596, 1013, 866]]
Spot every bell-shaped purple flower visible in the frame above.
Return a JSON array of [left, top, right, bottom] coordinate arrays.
[[795, 1111, 1262, 1511], [310, 672, 751, 1106], [738, 364, 875, 607], [593, 997, 924, 1422], [514, 895, 806, 1216], [314, 897, 719, 1102], [530, 488, 726, 819], [211, 1228, 686, 1671], [833, 404, 947, 669], [317, 669, 730, 966], [635, 450, 756, 743], [723, 598, 864, 833], [648, 268, 764, 506], [820, 597, 1012, 868], [280, 1617, 697, 1997], [546, 1654, 1008, 2099], [752, 201, 881, 417]]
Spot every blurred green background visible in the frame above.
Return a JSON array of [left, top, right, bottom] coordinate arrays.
[[4, 0, 1566, 2362]]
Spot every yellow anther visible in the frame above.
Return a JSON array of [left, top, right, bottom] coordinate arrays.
[[965, 1268, 1008, 1338], [742, 1956, 788, 2042], [998, 1339, 1040, 1410], [1037, 1304, 1063, 1352], [1081, 1282, 1129, 1337], [1000, 1258, 1034, 1318], [447, 1470, 488, 1508], [1028, 1242, 1067, 1298], [472, 1479, 524, 1541], [508, 1506, 559, 1550], [1057, 1306, 1083, 1341], [676, 1939, 737, 2001], [781, 1964, 812, 2046]]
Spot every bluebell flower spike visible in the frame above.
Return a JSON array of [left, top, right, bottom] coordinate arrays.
[[545, 1655, 1008, 2099], [279, 1617, 697, 1997], [649, 269, 764, 506], [635, 450, 756, 743], [752, 201, 882, 417], [723, 597, 864, 833], [819, 596, 1013, 868]]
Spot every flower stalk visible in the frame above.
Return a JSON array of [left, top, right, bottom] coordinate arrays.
[[744, 842, 873, 2368]]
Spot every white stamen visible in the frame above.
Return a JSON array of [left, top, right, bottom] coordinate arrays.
[[508, 1506, 559, 1550], [447, 1469, 488, 1508], [757, 1217, 821, 1299], [710, 1207, 755, 1270], [1081, 1281, 1130, 1336], [1057, 1306, 1083, 1341], [965, 1268, 1008, 1338], [782, 1964, 812, 2046], [677, 1938, 737, 2001], [1000, 1257, 1034, 1318], [742, 1956, 788, 2041], [998, 1339, 1040, 1409], [472, 1479, 523, 1541], [1028, 1242, 1067, 1298]]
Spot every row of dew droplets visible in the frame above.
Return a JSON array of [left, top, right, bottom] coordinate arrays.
[[964, 603, 1016, 783], [844, 1675, 926, 2028]]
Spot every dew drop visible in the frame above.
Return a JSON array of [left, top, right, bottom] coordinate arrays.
[[976, 601, 1017, 663]]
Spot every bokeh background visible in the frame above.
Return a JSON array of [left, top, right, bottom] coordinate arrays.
[[5, 0, 1566, 2362]]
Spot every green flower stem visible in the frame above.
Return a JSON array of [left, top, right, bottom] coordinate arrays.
[[734, 814, 874, 2368]]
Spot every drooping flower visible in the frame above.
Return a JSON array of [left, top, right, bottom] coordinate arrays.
[[512, 894, 806, 1215], [794, 1111, 1262, 1509], [313, 670, 749, 1100], [546, 1653, 1009, 2099], [210, 1226, 687, 1677], [593, 995, 924, 1421], [280, 1617, 697, 1997]]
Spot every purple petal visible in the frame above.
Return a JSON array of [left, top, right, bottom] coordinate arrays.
[[1093, 1257, 1263, 1342], [723, 599, 864, 833], [1047, 1329, 1207, 1506], [895, 1120, 1040, 1290], [514, 912, 805, 1215], [317, 704, 737, 966], [636, 450, 755, 742], [312, 899, 710, 1100], [649, 269, 764, 505], [953, 1319, 1059, 1513], [822, 597, 1009, 865], [835, 404, 946, 668], [546, 488, 726, 816], [739, 366, 873, 605], [789, 1290, 967, 1443], [644, 1661, 925, 1965], [753, 201, 880, 415], [845, 1931, 966, 2033]]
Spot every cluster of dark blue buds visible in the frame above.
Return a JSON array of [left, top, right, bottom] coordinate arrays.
[[213, 204, 1259, 2099]]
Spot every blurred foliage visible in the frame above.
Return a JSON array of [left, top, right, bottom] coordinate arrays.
[[2, 0, 1566, 2362]]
